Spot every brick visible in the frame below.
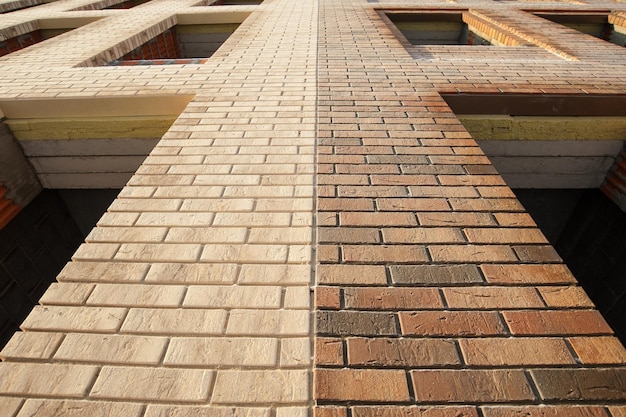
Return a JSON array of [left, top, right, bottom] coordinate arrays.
[[530, 368, 626, 401], [568, 337, 626, 364], [317, 311, 397, 336], [344, 287, 442, 309], [40, 283, 94, 305], [352, 406, 479, 417], [347, 337, 460, 367], [280, 337, 311, 366], [145, 406, 270, 417], [610, 407, 626, 417], [443, 287, 544, 309], [55, 334, 168, 365], [503, 310, 613, 335], [417, 212, 496, 226], [164, 337, 278, 366], [0, 363, 98, 397], [316, 286, 341, 309], [115, 243, 202, 262], [18, 400, 144, 417], [538, 286, 595, 308], [145, 263, 238, 284], [459, 337, 575, 366], [87, 283, 185, 307], [399, 311, 506, 336], [390, 265, 483, 286], [0, 398, 23, 417], [0, 332, 63, 361], [184, 285, 282, 308], [513, 245, 563, 263], [481, 264, 576, 285], [382, 227, 464, 244], [315, 337, 344, 366], [376, 198, 450, 211], [449, 198, 524, 212], [91, 366, 213, 402], [226, 310, 309, 335], [21, 306, 126, 333], [370, 174, 437, 186], [429, 245, 517, 263], [318, 198, 375, 211], [58, 262, 149, 283], [317, 264, 387, 285], [121, 308, 227, 335], [481, 406, 609, 417], [464, 228, 548, 244], [342, 245, 428, 263], [315, 407, 348, 417], [340, 212, 417, 226], [315, 369, 410, 402], [318, 227, 380, 243], [212, 370, 308, 403], [411, 369, 536, 402], [493, 212, 536, 227]]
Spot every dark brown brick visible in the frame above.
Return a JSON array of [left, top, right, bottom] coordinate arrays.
[[315, 369, 410, 402], [352, 406, 479, 417], [530, 368, 626, 401], [459, 337, 575, 366], [317, 311, 398, 336], [390, 265, 483, 286], [347, 337, 460, 367], [317, 265, 387, 285], [344, 287, 443, 310], [481, 406, 609, 417], [503, 310, 613, 335], [481, 264, 576, 285], [315, 337, 344, 366], [411, 369, 536, 402], [399, 311, 506, 337], [513, 245, 563, 263]]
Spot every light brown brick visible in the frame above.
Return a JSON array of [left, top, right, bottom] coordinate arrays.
[[399, 311, 506, 336], [459, 337, 575, 366], [503, 310, 613, 335], [344, 287, 442, 309], [315, 369, 410, 402]]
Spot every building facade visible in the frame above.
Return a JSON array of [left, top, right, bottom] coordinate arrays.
[[0, 0, 626, 415]]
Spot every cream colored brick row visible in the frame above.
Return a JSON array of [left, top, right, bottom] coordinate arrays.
[[55, 262, 311, 285], [38, 282, 307, 308]]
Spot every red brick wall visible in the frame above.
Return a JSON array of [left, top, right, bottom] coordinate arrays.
[[0, 30, 43, 57]]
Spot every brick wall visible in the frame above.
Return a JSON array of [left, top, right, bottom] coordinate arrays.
[[0, 30, 43, 57]]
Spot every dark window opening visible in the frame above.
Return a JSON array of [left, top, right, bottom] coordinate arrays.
[[536, 12, 626, 47], [0, 189, 118, 349], [108, 23, 241, 65], [383, 12, 491, 45]]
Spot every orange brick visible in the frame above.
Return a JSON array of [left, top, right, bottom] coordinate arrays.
[[538, 286, 595, 308], [352, 406, 479, 417], [443, 287, 544, 309], [315, 369, 410, 402], [568, 336, 626, 364], [315, 337, 344, 366], [481, 264, 576, 285], [315, 286, 341, 309], [464, 228, 548, 244], [418, 212, 496, 226], [503, 310, 613, 335], [459, 337, 575, 366]]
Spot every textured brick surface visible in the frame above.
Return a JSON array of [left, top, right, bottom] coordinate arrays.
[[1, 0, 626, 413]]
